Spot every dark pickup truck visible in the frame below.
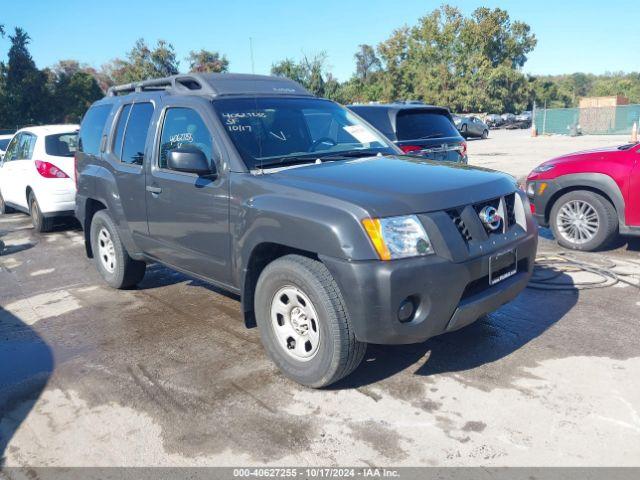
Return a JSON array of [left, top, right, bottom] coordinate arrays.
[[76, 73, 537, 387]]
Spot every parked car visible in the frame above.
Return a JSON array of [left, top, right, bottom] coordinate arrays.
[[76, 73, 537, 388], [526, 142, 640, 251], [485, 114, 503, 129], [453, 115, 489, 139], [514, 111, 532, 128], [0, 124, 79, 231], [501, 113, 516, 125], [348, 103, 467, 163], [0, 133, 14, 159]]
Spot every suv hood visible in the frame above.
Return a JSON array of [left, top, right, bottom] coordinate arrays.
[[263, 155, 517, 218]]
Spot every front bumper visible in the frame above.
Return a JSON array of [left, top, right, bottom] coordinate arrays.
[[526, 179, 562, 227], [321, 230, 537, 345]]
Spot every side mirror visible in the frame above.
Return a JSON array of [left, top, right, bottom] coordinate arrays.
[[167, 146, 216, 176]]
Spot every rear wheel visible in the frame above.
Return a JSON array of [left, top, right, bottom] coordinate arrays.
[[0, 191, 15, 214], [90, 210, 146, 288], [481, 129, 489, 139], [29, 192, 53, 233], [550, 190, 618, 251], [254, 254, 366, 388]]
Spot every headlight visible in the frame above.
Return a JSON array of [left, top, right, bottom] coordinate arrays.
[[362, 215, 433, 260], [532, 164, 555, 173], [526, 182, 535, 196]]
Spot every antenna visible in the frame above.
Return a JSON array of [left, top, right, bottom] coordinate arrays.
[[249, 37, 255, 74]]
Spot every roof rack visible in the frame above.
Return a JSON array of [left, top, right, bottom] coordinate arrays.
[[106, 73, 313, 98], [107, 75, 210, 97]]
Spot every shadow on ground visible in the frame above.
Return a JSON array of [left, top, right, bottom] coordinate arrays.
[[0, 308, 53, 466], [332, 267, 579, 389]]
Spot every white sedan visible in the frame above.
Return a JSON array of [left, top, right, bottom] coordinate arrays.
[[0, 124, 79, 232]]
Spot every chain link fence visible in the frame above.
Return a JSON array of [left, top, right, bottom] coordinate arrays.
[[534, 104, 640, 135]]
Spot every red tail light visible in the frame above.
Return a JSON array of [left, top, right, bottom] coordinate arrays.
[[399, 145, 422, 154], [460, 141, 467, 157], [530, 202, 536, 214], [35, 160, 69, 179]]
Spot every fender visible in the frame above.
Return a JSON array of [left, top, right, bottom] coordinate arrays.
[[551, 173, 626, 227]]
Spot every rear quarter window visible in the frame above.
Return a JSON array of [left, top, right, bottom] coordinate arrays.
[[45, 133, 78, 157], [395, 110, 460, 141], [79, 104, 112, 155]]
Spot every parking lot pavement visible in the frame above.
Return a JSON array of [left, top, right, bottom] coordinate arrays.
[[1, 133, 639, 467], [467, 129, 631, 180]]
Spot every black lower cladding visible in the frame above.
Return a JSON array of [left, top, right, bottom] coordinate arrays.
[[321, 231, 537, 345]]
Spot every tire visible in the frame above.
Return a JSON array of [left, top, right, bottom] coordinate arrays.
[[254, 254, 366, 388], [481, 129, 489, 139], [550, 190, 618, 251], [0, 191, 15, 214], [90, 210, 146, 289], [29, 192, 54, 233], [460, 124, 468, 138]]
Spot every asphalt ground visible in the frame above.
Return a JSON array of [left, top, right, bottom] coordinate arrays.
[[1, 131, 639, 466]]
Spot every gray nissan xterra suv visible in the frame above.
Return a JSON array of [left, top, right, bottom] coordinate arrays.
[[76, 73, 538, 388]]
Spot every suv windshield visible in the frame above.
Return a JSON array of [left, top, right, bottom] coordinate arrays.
[[213, 97, 396, 169], [395, 110, 460, 141]]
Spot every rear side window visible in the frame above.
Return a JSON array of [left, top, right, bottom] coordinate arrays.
[[112, 104, 132, 161], [395, 110, 460, 141], [79, 104, 112, 155], [17, 133, 37, 160], [159, 108, 213, 170], [122, 103, 154, 165], [45, 133, 78, 157]]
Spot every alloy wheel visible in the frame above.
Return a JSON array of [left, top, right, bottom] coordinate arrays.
[[556, 200, 599, 244]]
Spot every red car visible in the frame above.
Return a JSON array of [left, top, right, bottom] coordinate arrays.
[[526, 142, 640, 251]]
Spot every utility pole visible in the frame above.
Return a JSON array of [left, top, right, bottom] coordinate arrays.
[[249, 37, 255, 74]]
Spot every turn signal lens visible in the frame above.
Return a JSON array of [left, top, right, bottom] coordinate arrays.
[[362, 218, 391, 261], [538, 182, 548, 195], [399, 145, 422, 154]]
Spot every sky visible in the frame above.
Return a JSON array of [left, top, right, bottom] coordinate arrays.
[[1, 0, 638, 81]]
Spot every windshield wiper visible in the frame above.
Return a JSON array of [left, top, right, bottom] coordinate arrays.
[[257, 155, 322, 169], [317, 149, 385, 160]]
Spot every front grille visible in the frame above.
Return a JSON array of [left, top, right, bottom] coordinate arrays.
[[504, 193, 516, 227], [472, 197, 500, 216], [446, 191, 522, 244], [447, 208, 472, 242]]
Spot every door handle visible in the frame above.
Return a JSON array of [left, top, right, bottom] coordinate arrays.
[[146, 185, 162, 194]]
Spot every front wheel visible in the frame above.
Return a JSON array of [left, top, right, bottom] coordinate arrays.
[[90, 210, 146, 288], [550, 190, 618, 251], [481, 129, 489, 139], [254, 254, 366, 388]]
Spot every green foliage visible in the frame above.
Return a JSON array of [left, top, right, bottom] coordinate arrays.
[[0, 27, 51, 126], [48, 60, 103, 122], [271, 53, 330, 98], [187, 49, 229, 73], [104, 38, 179, 84]]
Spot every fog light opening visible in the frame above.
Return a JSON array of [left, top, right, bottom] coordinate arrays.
[[398, 296, 417, 323]]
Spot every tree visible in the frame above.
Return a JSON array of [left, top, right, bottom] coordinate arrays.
[[104, 38, 179, 84], [375, 5, 537, 111], [271, 53, 333, 98], [0, 27, 50, 126], [48, 60, 103, 122], [187, 49, 229, 73], [354, 44, 381, 81]]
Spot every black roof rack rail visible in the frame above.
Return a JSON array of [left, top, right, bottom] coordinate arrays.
[[107, 75, 210, 97], [106, 73, 313, 98]]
